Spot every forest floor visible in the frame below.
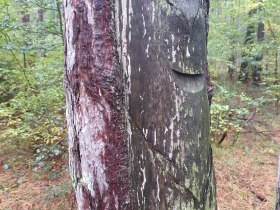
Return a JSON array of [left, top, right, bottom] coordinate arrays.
[[0, 114, 279, 209], [214, 113, 280, 210], [0, 144, 75, 210]]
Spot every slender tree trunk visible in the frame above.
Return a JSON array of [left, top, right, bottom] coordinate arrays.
[[228, 54, 235, 80], [252, 21, 264, 86], [239, 2, 264, 85], [55, 0, 64, 44], [20, 0, 32, 67], [275, 156, 280, 210], [275, 52, 278, 81], [239, 23, 254, 83], [36, 9, 44, 22], [64, 0, 216, 209]]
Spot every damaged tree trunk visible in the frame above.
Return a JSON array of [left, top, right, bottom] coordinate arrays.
[[64, 0, 216, 209]]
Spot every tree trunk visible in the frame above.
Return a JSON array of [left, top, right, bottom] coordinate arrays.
[[239, 2, 264, 85], [239, 23, 254, 83], [228, 54, 235, 80], [55, 0, 64, 44], [64, 0, 216, 209], [252, 21, 264, 86], [36, 9, 44, 22], [275, 155, 280, 210], [20, 0, 30, 24]]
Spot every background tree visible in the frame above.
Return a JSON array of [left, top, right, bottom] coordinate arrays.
[[64, 0, 216, 209], [208, 0, 279, 85], [208, 0, 280, 145], [239, 1, 264, 85]]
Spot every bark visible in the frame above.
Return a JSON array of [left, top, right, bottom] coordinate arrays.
[[64, 0, 216, 209], [205, 0, 214, 106], [64, 1, 129, 209]]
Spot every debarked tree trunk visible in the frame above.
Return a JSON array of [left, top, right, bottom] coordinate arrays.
[[63, 0, 216, 209]]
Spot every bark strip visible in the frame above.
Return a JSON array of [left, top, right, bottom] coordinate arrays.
[[64, 1, 130, 209]]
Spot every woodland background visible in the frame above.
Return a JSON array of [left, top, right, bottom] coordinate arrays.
[[0, 0, 279, 209]]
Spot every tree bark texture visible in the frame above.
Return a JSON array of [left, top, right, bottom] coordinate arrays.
[[64, 0, 216, 209]]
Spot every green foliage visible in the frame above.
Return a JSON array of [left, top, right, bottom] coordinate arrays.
[[208, 0, 280, 78], [0, 0, 65, 152], [210, 82, 249, 142], [209, 0, 279, 144], [210, 80, 277, 143]]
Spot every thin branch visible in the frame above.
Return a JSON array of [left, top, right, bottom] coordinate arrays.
[[240, 110, 256, 129], [0, 31, 34, 89]]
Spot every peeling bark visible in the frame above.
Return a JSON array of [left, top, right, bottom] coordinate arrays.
[[64, 1, 130, 209], [64, 0, 216, 209]]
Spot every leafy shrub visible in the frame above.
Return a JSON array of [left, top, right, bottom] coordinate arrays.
[[211, 82, 252, 143]]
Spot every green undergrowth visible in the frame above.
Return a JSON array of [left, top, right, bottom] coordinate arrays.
[[210, 73, 279, 144]]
